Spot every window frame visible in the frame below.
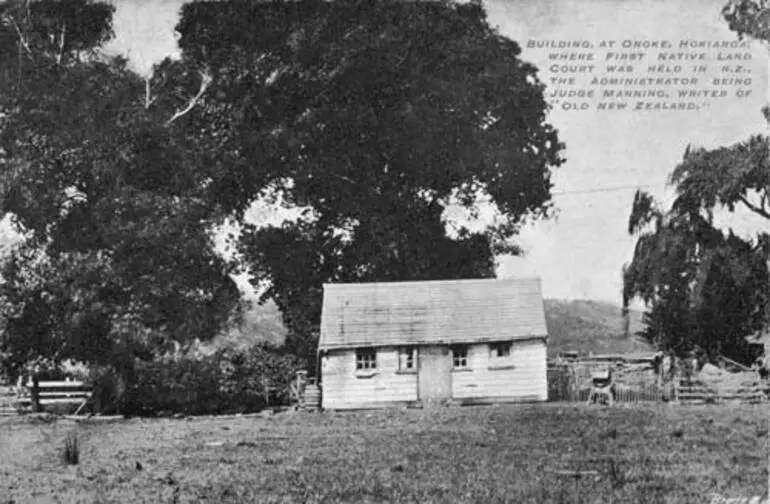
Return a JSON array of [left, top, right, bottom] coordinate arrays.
[[451, 344, 469, 370], [355, 347, 378, 376], [490, 341, 512, 359], [398, 346, 418, 373], [488, 341, 516, 370]]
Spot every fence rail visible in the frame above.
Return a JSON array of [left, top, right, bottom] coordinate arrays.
[[547, 363, 766, 405], [547, 365, 668, 403], [549, 383, 667, 403], [675, 380, 764, 404], [17, 379, 92, 415]]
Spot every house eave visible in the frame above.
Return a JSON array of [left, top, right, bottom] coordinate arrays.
[[318, 334, 548, 353]]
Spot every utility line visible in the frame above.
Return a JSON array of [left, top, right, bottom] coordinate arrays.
[[551, 184, 665, 196], [451, 183, 668, 206]]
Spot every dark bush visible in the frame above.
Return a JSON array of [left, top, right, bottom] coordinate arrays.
[[63, 430, 80, 465], [119, 343, 304, 417], [87, 365, 129, 415]]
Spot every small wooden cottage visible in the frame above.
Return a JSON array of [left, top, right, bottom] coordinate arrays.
[[317, 278, 549, 410]]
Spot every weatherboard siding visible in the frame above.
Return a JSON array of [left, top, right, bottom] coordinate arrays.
[[321, 348, 418, 410], [451, 340, 547, 401], [320, 340, 547, 409]]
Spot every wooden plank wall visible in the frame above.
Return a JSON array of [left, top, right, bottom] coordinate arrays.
[[452, 340, 547, 401]]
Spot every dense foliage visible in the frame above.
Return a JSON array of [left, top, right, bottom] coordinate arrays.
[[623, 185, 770, 363], [113, 344, 304, 416], [0, 0, 241, 379], [0, 0, 563, 380], [169, 0, 564, 366]]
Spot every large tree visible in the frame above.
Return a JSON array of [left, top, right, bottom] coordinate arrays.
[[161, 0, 564, 366], [0, 0, 565, 377], [0, 0, 241, 380], [623, 190, 769, 363]]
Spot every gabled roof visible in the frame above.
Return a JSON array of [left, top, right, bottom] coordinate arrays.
[[318, 277, 548, 351]]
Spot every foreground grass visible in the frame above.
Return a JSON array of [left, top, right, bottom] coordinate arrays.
[[0, 403, 768, 503]]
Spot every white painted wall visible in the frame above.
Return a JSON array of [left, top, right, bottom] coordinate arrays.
[[322, 339, 547, 409], [321, 348, 418, 410], [451, 339, 547, 402]]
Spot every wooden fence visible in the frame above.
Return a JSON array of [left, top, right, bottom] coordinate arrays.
[[548, 369, 667, 403], [675, 379, 764, 404], [549, 356, 665, 396], [548, 363, 667, 403], [547, 363, 764, 405], [0, 385, 16, 416], [17, 378, 92, 415]]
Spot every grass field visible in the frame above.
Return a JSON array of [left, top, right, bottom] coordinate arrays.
[[1, 403, 769, 503]]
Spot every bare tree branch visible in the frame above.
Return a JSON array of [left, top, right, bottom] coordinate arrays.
[[343, 25, 364, 40], [8, 18, 33, 57], [739, 194, 770, 220], [337, 156, 358, 184], [165, 69, 212, 126], [144, 77, 157, 109], [56, 22, 66, 65], [333, 172, 355, 185]]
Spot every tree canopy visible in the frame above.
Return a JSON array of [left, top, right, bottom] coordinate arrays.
[[0, 0, 564, 375], [623, 188, 769, 363], [0, 0, 241, 378], [167, 0, 565, 364]]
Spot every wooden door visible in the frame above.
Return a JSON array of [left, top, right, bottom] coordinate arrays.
[[418, 346, 452, 402]]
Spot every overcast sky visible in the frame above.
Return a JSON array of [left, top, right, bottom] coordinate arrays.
[[99, 0, 769, 305], [489, 0, 768, 305]]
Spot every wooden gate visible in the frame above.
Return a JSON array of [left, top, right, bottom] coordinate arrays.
[[675, 377, 764, 404]]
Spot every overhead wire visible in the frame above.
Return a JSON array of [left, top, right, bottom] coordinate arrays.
[[447, 183, 669, 207], [551, 183, 666, 196]]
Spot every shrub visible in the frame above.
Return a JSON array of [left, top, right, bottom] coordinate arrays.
[[216, 344, 305, 410], [120, 343, 304, 417], [63, 430, 79, 465], [122, 355, 223, 416], [86, 365, 129, 415]]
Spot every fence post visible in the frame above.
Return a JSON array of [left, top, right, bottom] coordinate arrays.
[[31, 372, 40, 413], [672, 377, 679, 404]]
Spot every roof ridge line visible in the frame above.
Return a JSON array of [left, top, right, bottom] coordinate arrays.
[[323, 277, 542, 288]]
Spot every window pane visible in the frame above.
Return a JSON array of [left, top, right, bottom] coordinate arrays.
[[491, 342, 511, 358], [356, 349, 376, 370], [399, 347, 416, 370], [452, 345, 468, 368]]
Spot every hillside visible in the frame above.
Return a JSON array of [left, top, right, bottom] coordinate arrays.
[[214, 297, 652, 357], [544, 299, 652, 357]]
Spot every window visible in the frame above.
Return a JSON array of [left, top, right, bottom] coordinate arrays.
[[451, 345, 469, 369], [398, 347, 417, 372], [488, 341, 515, 370], [356, 348, 377, 370], [490, 341, 512, 358]]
